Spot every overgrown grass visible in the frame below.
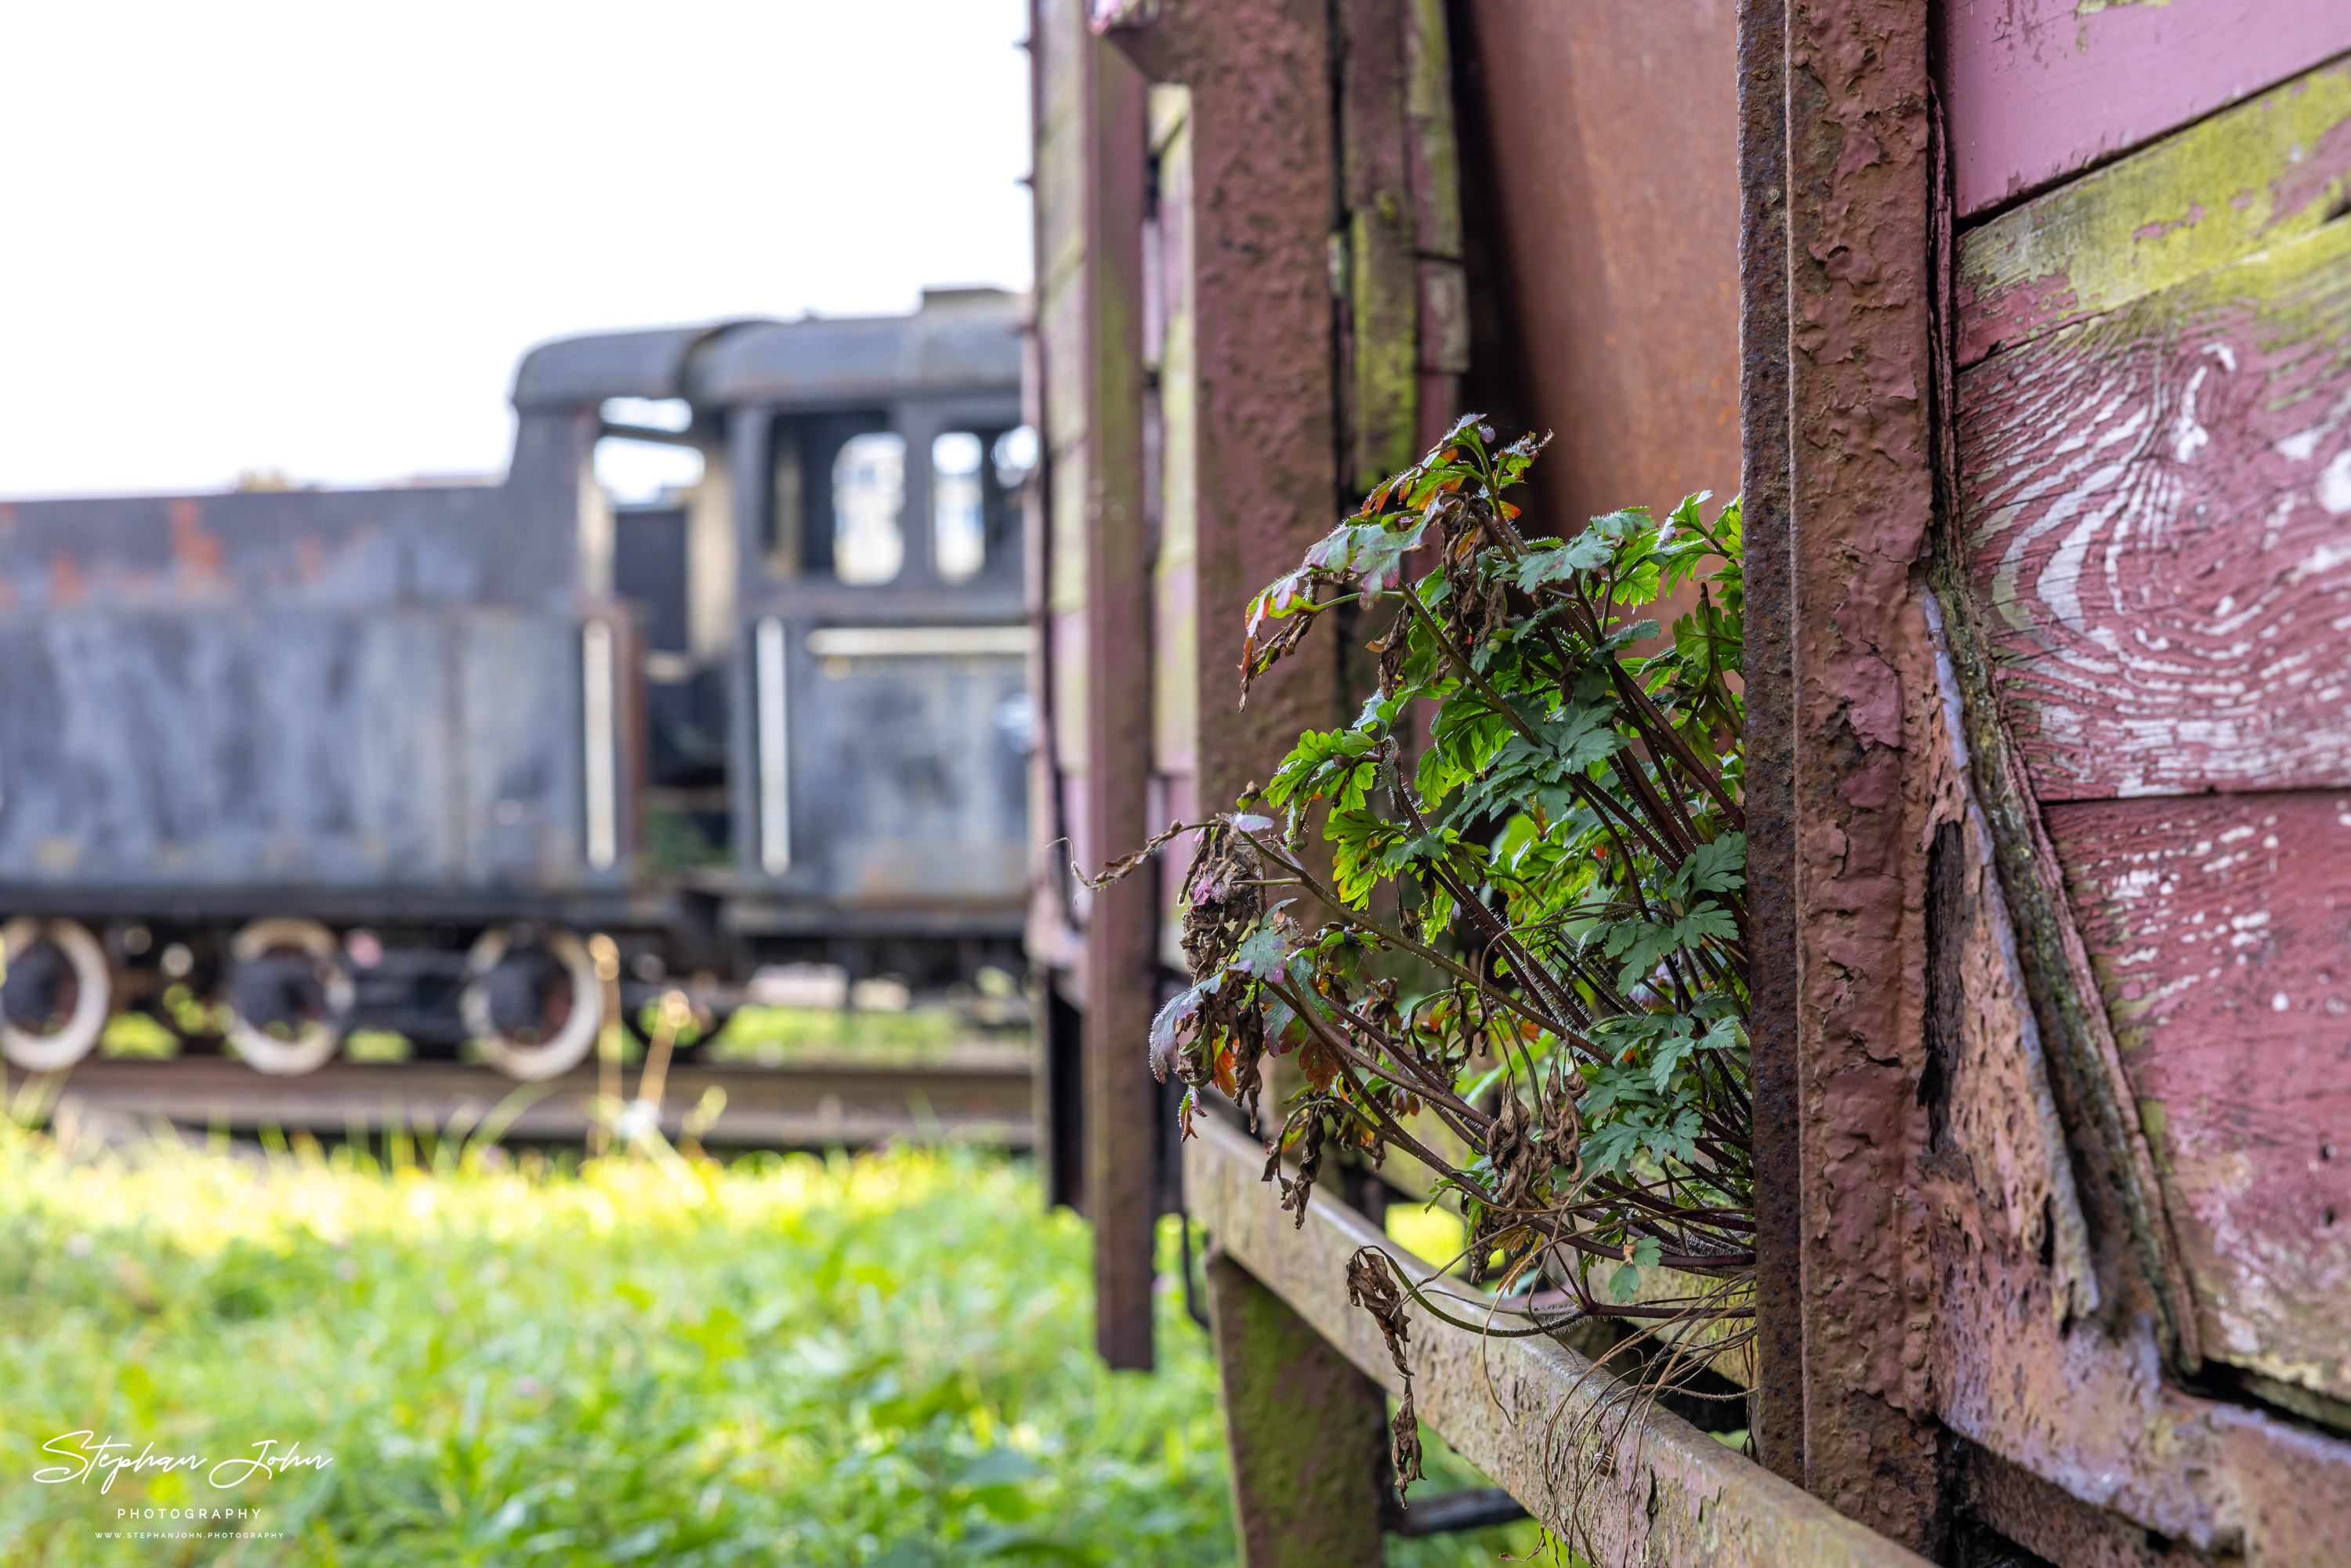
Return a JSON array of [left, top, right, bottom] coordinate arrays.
[[0, 1125, 1538, 1565]]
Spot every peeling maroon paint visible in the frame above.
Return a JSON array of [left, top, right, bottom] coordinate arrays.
[[1952, 60, 2351, 371], [1955, 230, 2351, 802], [1779, 0, 1944, 1543], [2053, 791, 2351, 1403], [1952, 273, 2078, 371], [2269, 105, 2351, 223], [1934, 18, 2351, 1555], [1451, 0, 1743, 534], [1938, 0, 2351, 216], [2128, 202, 2205, 244]]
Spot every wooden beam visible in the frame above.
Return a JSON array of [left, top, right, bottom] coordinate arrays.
[[1184, 1114, 1932, 1566]]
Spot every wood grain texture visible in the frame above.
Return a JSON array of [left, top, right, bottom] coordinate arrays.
[[2051, 791, 2351, 1405], [1939, 0, 2350, 219], [1956, 56, 2351, 371], [1955, 217, 2351, 802]]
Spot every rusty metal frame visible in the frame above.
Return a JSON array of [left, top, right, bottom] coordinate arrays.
[[1741, 0, 1950, 1547], [1102, 0, 1346, 819], [1085, 0, 1936, 1556], [1734, 0, 1802, 1497], [1078, 16, 1161, 1372], [1741, 4, 2351, 1563]]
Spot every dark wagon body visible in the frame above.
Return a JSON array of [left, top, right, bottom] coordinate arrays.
[[0, 287, 1031, 1078]]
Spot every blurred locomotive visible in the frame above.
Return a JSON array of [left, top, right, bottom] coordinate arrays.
[[0, 288, 1033, 1080]]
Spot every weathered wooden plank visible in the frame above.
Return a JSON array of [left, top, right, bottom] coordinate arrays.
[[1910, 724, 2241, 1548], [1954, 217, 2351, 802], [1956, 56, 2351, 370], [1939, 0, 2350, 219], [1148, 83, 1201, 786], [2049, 790, 2351, 1406], [1185, 1114, 1929, 1566]]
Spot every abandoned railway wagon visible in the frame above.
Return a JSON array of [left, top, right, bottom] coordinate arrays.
[[1040, 0, 2351, 1562], [0, 288, 1032, 1080]]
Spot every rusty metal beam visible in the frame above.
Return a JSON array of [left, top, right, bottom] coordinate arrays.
[[1204, 1246, 1390, 1564], [1100, 0, 1345, 819], [1444, 0, 1744, 536], [1078, 21, 1160, 1372], [1185, 1114, 1930, 1566], [13, 1055, 1034, 1150], [1772, 0, 1947, 1544], [1339, 0, 1419, 491], [1735, 0, 1802, 1494]]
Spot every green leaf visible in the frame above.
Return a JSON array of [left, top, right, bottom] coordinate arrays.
[[1510, 531, 1614, 591], [1681, 833, 1746, 894], [1228, 927, 1289, 980]]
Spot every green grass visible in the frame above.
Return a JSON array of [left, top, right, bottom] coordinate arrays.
[[703, 1005, 991, 1067], [0, 1124, 1541, 1565]]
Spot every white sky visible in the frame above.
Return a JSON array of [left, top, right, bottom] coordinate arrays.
[[0, 0, 1034, 498]]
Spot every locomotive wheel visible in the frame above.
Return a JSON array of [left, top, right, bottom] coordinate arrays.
[[0, 918, 111, 1071], [225, 918, 353, 1076], [462, 928, 603, 1081]]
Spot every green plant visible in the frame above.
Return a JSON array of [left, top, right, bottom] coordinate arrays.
[[0, 1121, 1534, 1566], [1097, 418, 1751, 1490]]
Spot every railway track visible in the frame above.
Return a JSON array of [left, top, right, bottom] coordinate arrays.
[[5, 1050, 1034, 1151]]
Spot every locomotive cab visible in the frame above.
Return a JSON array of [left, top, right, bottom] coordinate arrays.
[[0, 288, 1031, 1079]]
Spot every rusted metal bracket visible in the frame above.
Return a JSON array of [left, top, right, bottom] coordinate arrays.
[[1185, 1114, 1930, 1565]]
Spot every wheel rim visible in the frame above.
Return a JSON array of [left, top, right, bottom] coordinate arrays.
[[462, 929, 603, 1081], [0, 918, 110, 1071], [225, 918, 351, 1076]]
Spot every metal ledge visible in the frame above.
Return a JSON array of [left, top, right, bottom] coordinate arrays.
[[1183, 1114, 1927, 1565]]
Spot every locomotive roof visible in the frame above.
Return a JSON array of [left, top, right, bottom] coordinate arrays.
[[511, 288, 1023, 414]]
